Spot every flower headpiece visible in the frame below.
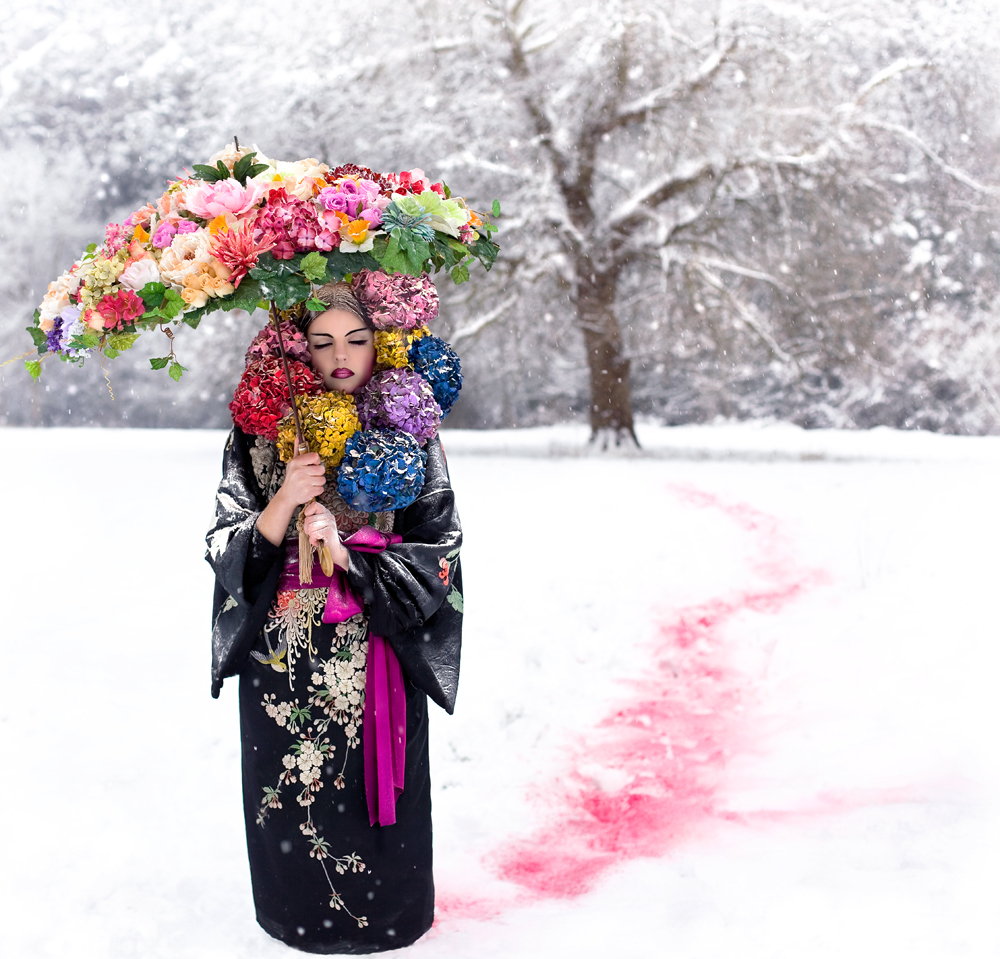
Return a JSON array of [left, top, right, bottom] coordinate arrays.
[[230, 271, 461, 511]]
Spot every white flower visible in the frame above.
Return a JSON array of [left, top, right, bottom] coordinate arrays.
[[117, 255, 161, 291], [157, 229, 212, 286]]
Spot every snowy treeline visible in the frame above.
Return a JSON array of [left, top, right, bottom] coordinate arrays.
[[0, 0, 998, 434]]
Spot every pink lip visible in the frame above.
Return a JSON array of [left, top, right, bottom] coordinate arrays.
[[332, 369, 354, 378]]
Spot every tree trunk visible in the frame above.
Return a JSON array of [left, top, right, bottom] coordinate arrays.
[[578, 271, 640, 450]]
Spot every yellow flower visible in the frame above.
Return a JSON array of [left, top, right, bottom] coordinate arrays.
[[374, 330, 409, 369], [346, 219, 369, 243], [277, 393, 361, 471]]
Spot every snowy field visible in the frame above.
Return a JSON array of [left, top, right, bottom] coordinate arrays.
[[1, 422, 998, 958]]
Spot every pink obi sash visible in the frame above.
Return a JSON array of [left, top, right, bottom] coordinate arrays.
[[278, 526, 406, 827]]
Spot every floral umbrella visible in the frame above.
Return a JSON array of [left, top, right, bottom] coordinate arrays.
[[26, 142, 499, 575]]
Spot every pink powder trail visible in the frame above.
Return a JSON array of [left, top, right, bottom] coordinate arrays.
[[437, 484, 835, 921]]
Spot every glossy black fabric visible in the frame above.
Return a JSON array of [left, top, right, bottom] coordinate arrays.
[[206, 428, 463, 712], [239, 638, 434, 954], [205, 426, 463, 953]]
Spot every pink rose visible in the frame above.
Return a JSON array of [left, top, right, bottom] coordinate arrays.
[[185, 180, 265, 220]]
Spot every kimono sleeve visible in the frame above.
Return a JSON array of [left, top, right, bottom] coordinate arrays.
[[206, 427, 284, 698], [345, 436, 464, 713]]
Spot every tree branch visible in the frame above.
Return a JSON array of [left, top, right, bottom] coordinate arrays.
[[592, 35, 736, 137], [852, 117, 999, 196], [693, 262, 794, 365]]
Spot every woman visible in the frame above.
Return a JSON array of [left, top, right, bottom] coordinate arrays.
[[206, 282, 463, 954]]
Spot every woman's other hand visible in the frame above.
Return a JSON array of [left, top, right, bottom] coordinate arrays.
[[301, 500, 339, 548]]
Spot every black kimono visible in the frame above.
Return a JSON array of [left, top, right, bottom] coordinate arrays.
[[206, 426, 463, 954]]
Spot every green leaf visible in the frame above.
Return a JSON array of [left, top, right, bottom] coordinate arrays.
[[168, 360, 186, 382], [216, 159, 230, 179], [84, 242, 97, 254], [25, 359, 42, 379], [232, 153, 253, 182], [107, 332, 140, 352], [450, 262, 470, 284], [149, 356, 170, 370], [323, 249, 378, 282], [192, 163, 225, 182], [491, 198, 501, 218], [305, 297, 326, 311], [27, 325, 48, 351], [68, 330, 100, 350], [103, 346, 120, 359], [250, 252, 304, 280], [446, 588, 464, 613], [256, 272, 311, 310], [230, 277, 264, 314], [139, 280, 167, 304], [300, 251, 329, 283], [182, 311, 204, 329]]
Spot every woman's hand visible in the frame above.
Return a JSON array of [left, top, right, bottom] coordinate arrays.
[[301, 500, 339, 548], [277, 452, 326, 507], [301, 501, 351, 571], [256, 452, 326, 547]]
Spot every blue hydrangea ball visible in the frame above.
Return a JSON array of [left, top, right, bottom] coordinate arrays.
[[408, 335, 462, 417], [335, 429, 428, 512]]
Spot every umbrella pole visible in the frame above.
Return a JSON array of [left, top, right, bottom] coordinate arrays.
[[269, 301, 336, 582]]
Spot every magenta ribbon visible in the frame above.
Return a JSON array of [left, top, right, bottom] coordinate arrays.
[[290, 527, 406, 827]]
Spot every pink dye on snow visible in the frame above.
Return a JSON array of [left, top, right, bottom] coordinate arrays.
[[490, 485, 827, 900], [439, 485, 845, 921]]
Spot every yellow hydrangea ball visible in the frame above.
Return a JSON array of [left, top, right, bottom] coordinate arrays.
[[276, 392, 361, 471]]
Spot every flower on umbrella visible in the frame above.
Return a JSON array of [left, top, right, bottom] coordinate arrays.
[[254, 155, 330, 202], [351, 271, 439, 330], [254, 188, 334, 259], [388, 190, 470, 238], [76, 252, 127, 311], [211, 218, 278, 288], [185, 179, 266, 219], [178, 259, 235, 308], [157, 229, 213, 286], [152, 218, 199, 249], [103, 221, 131, 256], [117, 253, 161, 292], [96, 288, 145, 330], [356, 368, 441, 443], [38, 267, 83, 330]]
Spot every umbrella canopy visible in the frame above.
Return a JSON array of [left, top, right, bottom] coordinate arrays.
[[26, 144, 498, 382]]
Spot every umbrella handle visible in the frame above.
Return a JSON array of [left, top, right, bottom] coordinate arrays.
[[292, 433, 335, 581]]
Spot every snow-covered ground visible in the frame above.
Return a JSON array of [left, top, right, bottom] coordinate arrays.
[[1, 423, 997, 958]]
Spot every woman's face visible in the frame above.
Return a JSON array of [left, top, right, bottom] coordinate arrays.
[[306, 308, 376, 394]]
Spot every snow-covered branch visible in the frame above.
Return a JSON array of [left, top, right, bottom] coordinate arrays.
[[693, 262, 794, 365], [595, 36, 736, 136], [853, 117, 999, 197], [450, 296, 518, 349]]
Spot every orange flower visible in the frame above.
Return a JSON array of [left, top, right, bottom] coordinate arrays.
[[346, 219, 369, 243]]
